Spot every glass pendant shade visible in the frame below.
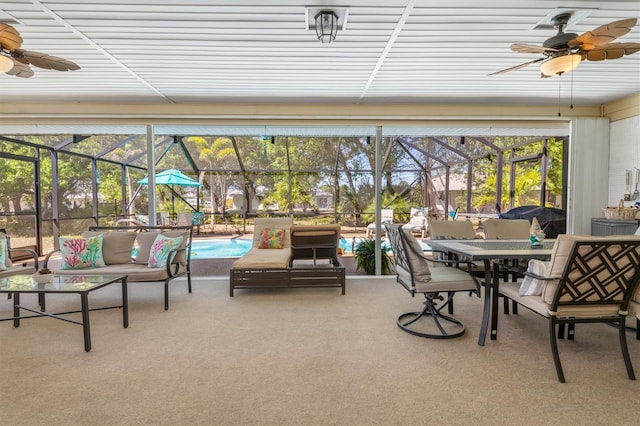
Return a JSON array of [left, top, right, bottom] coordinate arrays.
[[0, 55, 14, 73], [540, 54, 582, 76], [315, 11, 339, 43]]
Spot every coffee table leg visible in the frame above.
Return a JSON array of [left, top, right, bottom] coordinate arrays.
[[80, 293, 91, 352], [121, 277, 129, 328], [13, 292, 20, 328]]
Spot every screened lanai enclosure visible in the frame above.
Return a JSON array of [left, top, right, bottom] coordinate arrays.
[[0, 125, 567, 256]]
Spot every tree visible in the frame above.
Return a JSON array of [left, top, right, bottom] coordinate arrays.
[[185, 136, 236, 215]]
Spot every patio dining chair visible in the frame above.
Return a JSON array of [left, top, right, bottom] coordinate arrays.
[[385, 224, 480, 339], [498, 235, 640, 382], [483, 218, 532, 313]]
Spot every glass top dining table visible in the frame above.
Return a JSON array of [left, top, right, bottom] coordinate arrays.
[[426, 239, 554, 346]]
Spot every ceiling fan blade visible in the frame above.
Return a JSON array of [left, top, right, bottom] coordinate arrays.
[[11, 49, 80, 71], [488, 57, 545, 76], [510, 43, 557, 54], [0, 23, 23, 51], [569, 18, 637, 50], [584, 42, 640, 61], [5, 60, 34, 78]]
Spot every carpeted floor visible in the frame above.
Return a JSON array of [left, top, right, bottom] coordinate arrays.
[[1, 276, 639, 425]]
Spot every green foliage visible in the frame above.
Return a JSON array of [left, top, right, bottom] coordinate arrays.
[[361, 194, 412, 224], [354, 238, 392, 275]]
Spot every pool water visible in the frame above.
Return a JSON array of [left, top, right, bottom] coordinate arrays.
[[191, 238, 253, 259], [339, 237, 432, 254], [189, 237, 431, 259]]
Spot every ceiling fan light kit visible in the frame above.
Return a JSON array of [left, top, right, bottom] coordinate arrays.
[[491, 14, 639, 78], [540, 53, 582, 76], [0, 54, 13, 72], [0, 22, 80, 78]]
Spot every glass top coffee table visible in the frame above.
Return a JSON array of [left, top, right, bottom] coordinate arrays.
[[0, 274, 128, 352]]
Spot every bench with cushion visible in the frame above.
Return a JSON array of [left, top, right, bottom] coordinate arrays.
[[44, 225, 193, 310], [230, 218, 345, 296]]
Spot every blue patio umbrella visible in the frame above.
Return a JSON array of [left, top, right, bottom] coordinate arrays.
[[138, 169, 201, 216]]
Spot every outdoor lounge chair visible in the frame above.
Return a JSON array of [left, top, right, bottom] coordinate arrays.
[[402, 208, 427, 238], [366, 209, 394, 237], [498, 235, 640, 382], [384, 224, 480, 339], [176, 212, 193, 227]]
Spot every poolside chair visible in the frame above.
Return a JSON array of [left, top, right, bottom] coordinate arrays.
[[366, 209, 394, 237], [384, 223, 480, 339], [176, 212, 193, 227], [157, 212, 173, 226], [402, 208, 427, 238]]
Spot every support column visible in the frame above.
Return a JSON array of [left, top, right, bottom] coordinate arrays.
[[375, 126, 383, 276], [146, 125, 157, 225]]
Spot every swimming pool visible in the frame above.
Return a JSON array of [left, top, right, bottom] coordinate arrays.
[[190, 238, 253, 259], [189, 237, 432, 259]]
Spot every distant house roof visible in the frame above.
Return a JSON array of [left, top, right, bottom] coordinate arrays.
[[431, 174, 469, 192]]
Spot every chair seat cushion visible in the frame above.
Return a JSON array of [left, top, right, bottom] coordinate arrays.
[[409, 265, 477, 293], [501, 281, 622, 318], [232, 247, 291, 269], [0, 264, 36, 278]]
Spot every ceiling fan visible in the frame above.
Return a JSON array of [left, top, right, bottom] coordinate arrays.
[[491, 13, 640, 77], [0, 22, 80, 78]]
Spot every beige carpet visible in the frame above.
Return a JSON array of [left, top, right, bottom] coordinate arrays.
[[1, 276, 639, 425]]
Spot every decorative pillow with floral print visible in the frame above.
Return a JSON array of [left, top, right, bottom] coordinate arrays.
[[0, 239, 7, 271], [148, 234, 184, 268], [61, 234, 106, 270], [258, 228, 286, 249]]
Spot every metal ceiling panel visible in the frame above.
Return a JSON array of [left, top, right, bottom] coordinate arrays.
[[0, 1, 637, 105]]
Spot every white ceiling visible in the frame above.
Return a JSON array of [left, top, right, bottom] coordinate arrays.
[[0, 0, 639, 106]]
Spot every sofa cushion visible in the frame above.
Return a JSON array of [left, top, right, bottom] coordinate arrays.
[[148, 234, 184, 268], [232, 247, 291, 269], [135, 230, 189, 265], [53, 263, 183, 282], [258, 227, 286, 249], [519, 259, 550, 296], [60, 235, 106, 270], [83, 231, 137, 265]]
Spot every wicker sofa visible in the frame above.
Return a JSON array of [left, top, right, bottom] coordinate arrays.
[[230, 218, 345, 296], [0, 228, 38, 279], [44, 225, 193, 310]]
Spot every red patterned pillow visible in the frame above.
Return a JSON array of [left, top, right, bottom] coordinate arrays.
[[258, 228, 285, 249]]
